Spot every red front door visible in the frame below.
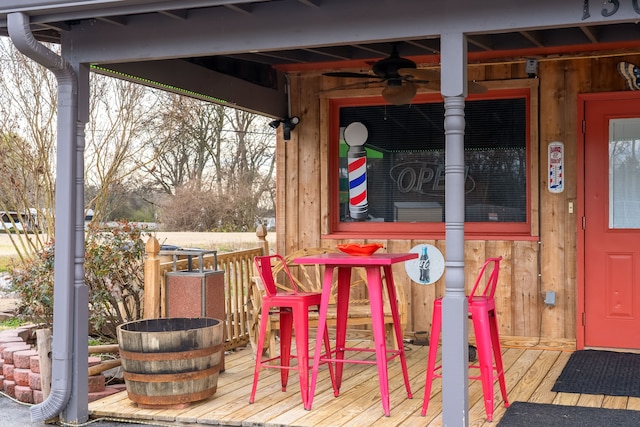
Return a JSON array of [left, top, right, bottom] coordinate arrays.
[[583, 93, 640, 349]]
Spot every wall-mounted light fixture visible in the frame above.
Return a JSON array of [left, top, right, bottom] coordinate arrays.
[[268, 116, 300, 140]]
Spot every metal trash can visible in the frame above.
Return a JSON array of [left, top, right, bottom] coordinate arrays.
[[164, 249, 226, 370]]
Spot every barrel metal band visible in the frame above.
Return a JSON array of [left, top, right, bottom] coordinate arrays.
[[123, 363, 220, 382], [129, 386, 218, 405], [119, 342, 223, 361]]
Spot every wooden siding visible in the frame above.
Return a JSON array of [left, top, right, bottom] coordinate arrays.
[[277, 53, 640, 344]]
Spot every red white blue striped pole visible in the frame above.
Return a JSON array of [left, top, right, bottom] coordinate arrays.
[[344, 122, 369, 221]]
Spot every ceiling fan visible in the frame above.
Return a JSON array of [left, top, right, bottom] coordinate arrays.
[[323, 44, 486, 105]]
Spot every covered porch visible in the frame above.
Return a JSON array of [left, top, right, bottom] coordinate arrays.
[[3, 1, 640, 425], [87, 338, 606, 426]]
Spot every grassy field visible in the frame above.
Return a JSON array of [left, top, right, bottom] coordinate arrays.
[[0, 231, 275, 317], [0, 235, 21, 272], [0, 231, 275, 272], [153, 231, 274, 251], [0, 235, 18, 254], [0, 255, 17, 272]]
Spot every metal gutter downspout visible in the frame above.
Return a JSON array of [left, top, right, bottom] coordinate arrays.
[[7, 12, 78, 422]]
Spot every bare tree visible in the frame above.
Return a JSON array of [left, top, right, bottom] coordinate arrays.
[[156, 104, 275, 231], [220, 109, 275, 226], [85, 74, 163, 222], [0, 38, 170, 261], [143, 93, 225, 194], [0, 38, 56, 258], [0, 37, 276, 240]]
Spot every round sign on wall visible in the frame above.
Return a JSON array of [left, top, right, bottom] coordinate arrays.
[[405, 244, 445, 285]]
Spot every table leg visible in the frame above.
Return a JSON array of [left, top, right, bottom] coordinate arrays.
[[366, 266, 391, 416], [307, 267, 335, 410], [383, 265, 413, 399], [334, 266, 351, 393]]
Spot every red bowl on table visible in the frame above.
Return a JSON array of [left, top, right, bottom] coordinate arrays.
[[336, 243, 384, 256]]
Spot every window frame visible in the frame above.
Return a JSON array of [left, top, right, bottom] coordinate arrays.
[[324, 86, 538, 240]]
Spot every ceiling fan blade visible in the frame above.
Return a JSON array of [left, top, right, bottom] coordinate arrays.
[[323, 71, 378, 79], [399, 68, 488, 93], [320, 80, 386, 92], [415, 81, 441, 91], [398, 68, 440, 81]]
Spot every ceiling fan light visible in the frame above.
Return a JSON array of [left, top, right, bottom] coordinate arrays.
[[382, 81, 417, 105]]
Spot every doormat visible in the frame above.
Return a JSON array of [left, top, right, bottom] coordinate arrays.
[[551, 349, 640, 397], [497, 401, 640, 427]]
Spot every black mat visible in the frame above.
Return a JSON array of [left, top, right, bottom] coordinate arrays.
[[497, 401, 640, 427], [551, 349, 640, 397]]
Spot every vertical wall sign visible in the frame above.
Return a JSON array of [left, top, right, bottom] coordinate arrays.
[[548, 141, 564, 193], [344, 122, 369, 220], [405, 244, 445, 285]]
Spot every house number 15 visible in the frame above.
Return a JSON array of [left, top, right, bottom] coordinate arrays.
[[583, 0, 640, 20]]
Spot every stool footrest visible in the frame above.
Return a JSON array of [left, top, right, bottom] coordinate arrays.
[[260, 364, 298, 371], [321, 346, 404, 365], [260, 354, 298, 365]]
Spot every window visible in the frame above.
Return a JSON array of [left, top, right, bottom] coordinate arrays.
[[328, 89, 532, 238], [609, 118, 640, 229]]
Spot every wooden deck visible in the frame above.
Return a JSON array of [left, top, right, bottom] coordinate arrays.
[[89, 338, 640, 426]]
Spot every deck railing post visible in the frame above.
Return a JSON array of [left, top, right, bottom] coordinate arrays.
[[256, 224, 269, 255], [144, 236, 161, 319]]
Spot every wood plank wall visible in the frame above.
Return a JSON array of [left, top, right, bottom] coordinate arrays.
[[278, 52, 640, 344]]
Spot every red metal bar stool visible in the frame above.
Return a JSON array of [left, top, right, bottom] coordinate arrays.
[[249, 254, 335, 407], [421, 256, 509, 421]]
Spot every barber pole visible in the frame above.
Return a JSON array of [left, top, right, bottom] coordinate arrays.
[[344, 122, 369, 220], [348, 153, 368, 219]]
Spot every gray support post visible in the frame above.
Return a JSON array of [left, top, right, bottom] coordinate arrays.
[[7, 12, 79, 423], [62, 59, 90, 423], [440, 31, 469, 427]]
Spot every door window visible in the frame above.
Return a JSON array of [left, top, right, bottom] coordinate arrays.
[[609, 118, 640, 229]]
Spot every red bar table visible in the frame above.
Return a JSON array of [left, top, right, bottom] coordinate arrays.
[[294, 252, 417, 416]]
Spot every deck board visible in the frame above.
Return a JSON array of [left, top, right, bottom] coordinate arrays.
[[529, 350, 571, 404], [88, 339, 640, 426]]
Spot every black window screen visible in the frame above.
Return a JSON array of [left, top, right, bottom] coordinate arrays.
[[339, 97, 527, 223]]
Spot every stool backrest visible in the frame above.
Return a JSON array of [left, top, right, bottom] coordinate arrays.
[[469, 256, 502, 299], [254, 254, 299, 297]]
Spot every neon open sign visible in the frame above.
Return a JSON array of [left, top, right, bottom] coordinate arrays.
[[389, 161, 475, 196]]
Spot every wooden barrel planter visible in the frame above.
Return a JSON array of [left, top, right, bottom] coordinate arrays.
[[117, 317, 223, 407]]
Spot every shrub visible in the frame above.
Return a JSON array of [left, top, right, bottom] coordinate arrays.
[[10, 221, 150, 338], [10, 243, 54, 326]]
